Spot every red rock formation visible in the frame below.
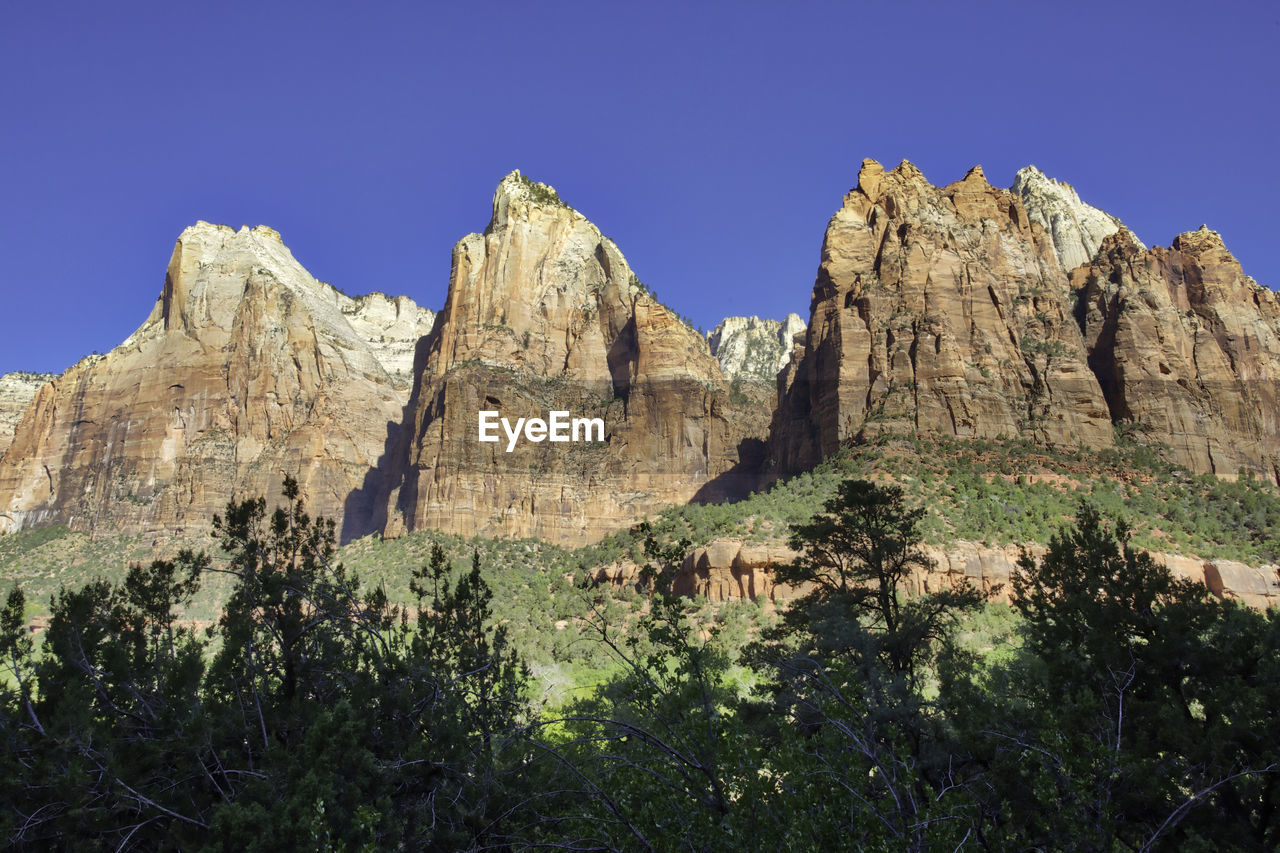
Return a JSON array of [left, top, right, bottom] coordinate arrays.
[[771, 160, 1114, 475], [1073, 227, 1280, 481], [0, 223, 434, 536], [598, 535, 1280, 610], [370, 173, 769, 546]]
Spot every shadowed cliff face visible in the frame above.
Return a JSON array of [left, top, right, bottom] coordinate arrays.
[[770, 159, 1115, 475], [1073, 227, 1280, 481], [360, 173, 770, 547], [0, 223, 435, 535]]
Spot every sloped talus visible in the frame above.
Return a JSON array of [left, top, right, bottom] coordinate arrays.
[[0, 223, 434, 535]]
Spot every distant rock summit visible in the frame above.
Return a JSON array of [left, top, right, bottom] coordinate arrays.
[[0, 223, 434, 535], [1012, 165, 1144, 272], [707, 314, 806, 381]]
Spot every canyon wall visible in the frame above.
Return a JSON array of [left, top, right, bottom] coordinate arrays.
[[0, 223, 434, 535]]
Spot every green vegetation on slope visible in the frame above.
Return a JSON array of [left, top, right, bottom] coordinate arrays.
[[5, 479, 1278, 849], [580, 431, 1280, 566]]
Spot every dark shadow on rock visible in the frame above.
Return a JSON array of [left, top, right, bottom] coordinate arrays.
[[689, 437, 769, 506], [340, 335, 432, 544]]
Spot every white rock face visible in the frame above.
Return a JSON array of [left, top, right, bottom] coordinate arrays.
[[0, 372, 55, 461], [707, 313, 806, 381], [337, 292, 435, 390], [1011, 165, 1144, 272]]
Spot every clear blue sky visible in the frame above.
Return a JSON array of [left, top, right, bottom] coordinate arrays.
[[3, 0, 1277, 374]]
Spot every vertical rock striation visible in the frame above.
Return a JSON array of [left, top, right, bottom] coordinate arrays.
[[0, 223, 435, 535], [0, 373, 56, 462], [770, 159, 1115, 475], [1072, 226, 1280, 481], [366, 172, 768, 546]]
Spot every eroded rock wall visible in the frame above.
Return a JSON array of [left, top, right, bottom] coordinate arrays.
[[369, 173, 770, 547], [1073, 227, 1280, 481], [771, 159, 1115, 475], [0, 223, 435, 536]]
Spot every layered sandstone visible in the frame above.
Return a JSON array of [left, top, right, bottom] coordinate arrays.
[[1073, 227, 1280, 481], [771, 159, 1115, 474], [0, 223, 435, 536], [707, 314, 806, 381], [597, 535, 1280, 609], [362, 172, 769, 546], [0, 373, 55, 461]]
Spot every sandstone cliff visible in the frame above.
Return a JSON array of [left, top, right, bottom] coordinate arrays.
[[771, 159, 1115, 475], [359, 172, 769, 546], [595, 536, 1280, 610], [0, 373, 56, 462], [1073, 226, 1280, 481], [0, 223, 435, 536], [707, 314, 806, 381]]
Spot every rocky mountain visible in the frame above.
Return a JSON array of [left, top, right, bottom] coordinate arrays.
[[770, 159, 1115, 474], [1012, 165, 1144, 271], [350, 172, 770, 546], [0, 372, 55, 461], [1073, 226, 1280, 480], [0, 223, 434, 536], [2, 160, 1278, 549], [771, 158, 1280, 484], [707, 314, 806, 381]]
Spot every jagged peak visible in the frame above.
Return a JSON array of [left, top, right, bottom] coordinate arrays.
[[1011, 165, 1143, 271], [1094, 227, 1146, 261], [853, 158, 933, 203], [490, 170, 577, 230], [893, 158, 924, 178], [1172, 225, 1234, 262], [1011, 165, 1087, 206], [856, 158, 886, 198]]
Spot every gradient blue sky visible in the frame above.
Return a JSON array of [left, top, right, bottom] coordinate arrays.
[[3, 1, 1277, 373]]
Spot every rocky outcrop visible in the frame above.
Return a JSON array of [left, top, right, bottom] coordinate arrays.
[[0, 223, 435, 536], [1012, 165, 1142, 272], [707, 314, 806, 381], [771, 159, 1115, 475], [364, 172, 769, 546], [0, 373, 55, 462], [1072, 226, 1280, 481], [597, 535, 1280, 609]]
